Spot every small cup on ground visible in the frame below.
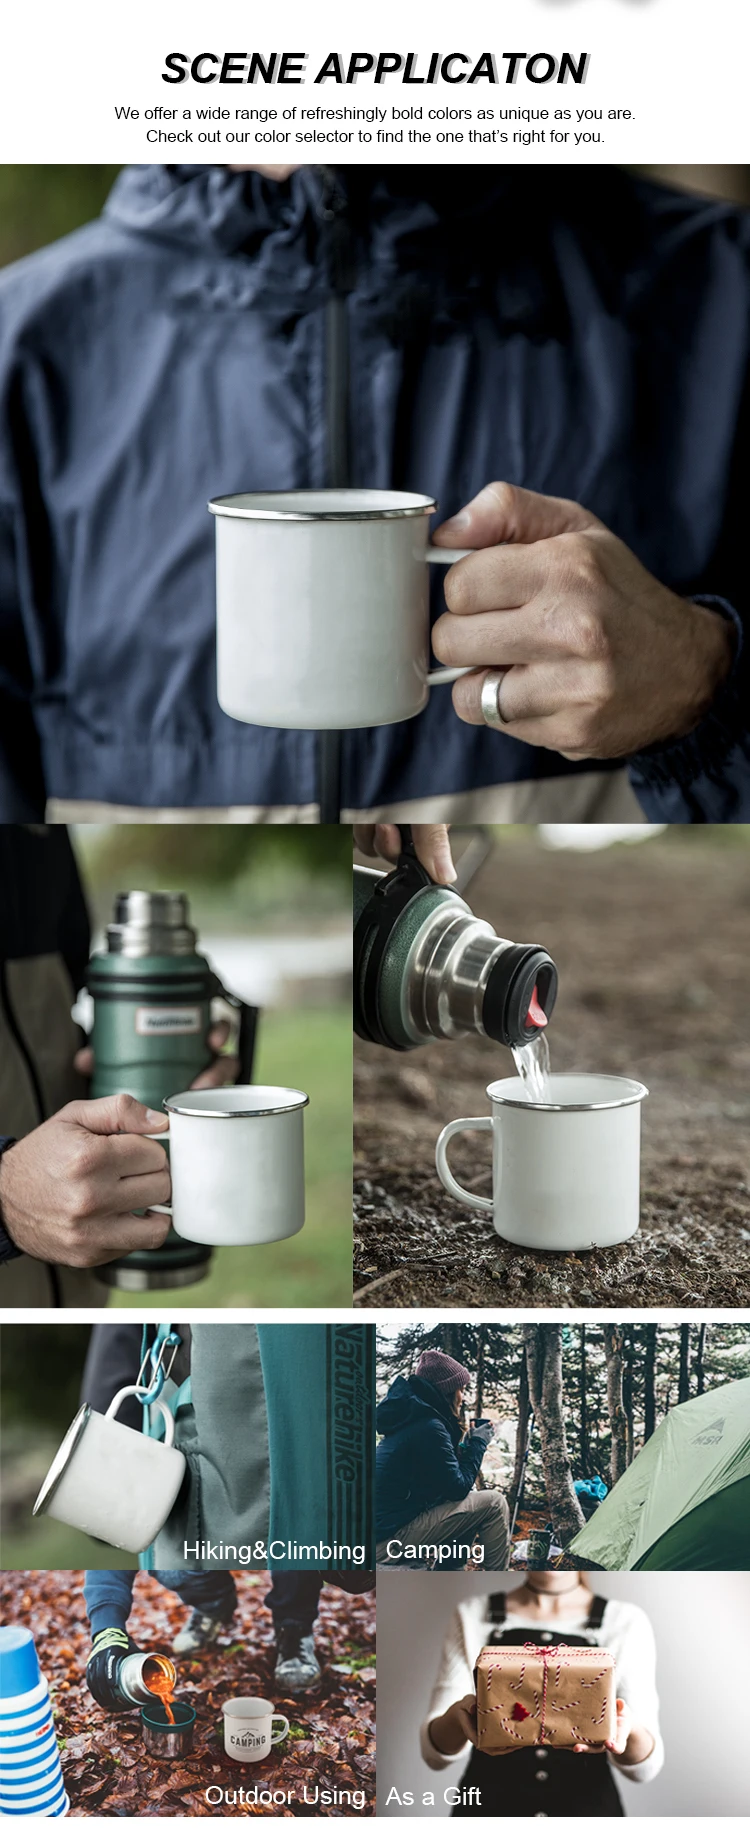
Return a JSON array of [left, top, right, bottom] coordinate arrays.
[[222, 1697, 289, 1762]]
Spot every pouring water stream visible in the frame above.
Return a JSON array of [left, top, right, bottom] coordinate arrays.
[[511, 1031, 553, 1103]]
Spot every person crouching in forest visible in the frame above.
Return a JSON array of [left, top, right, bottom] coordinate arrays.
[[375, 1351, 509, 1569], [422, 1570, 662, 1816]]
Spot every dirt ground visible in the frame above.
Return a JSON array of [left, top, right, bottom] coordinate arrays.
[[354, 835, 750, 1309]]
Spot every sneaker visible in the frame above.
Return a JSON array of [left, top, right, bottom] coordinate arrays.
[[273, 1622, 322, 1694], [173, 1609, 229, 1656]]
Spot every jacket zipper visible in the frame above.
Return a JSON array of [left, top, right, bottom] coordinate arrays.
[[316, 168, 356, 819], [0, 959, 61, 1306]]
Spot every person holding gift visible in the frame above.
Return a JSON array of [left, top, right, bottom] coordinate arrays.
[[376, 1349, 510, 1570], [422, 1571, 662, 1816]]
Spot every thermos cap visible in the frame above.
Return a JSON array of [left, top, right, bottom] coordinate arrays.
[[0, 1630, 42, 1701], [107, 891, 197, 957]]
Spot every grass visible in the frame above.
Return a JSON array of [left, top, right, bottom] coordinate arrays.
[[107, 1005, 353, 1310], [0, 1520, 136, 1570]]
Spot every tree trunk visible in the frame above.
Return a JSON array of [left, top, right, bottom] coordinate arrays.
[[603, 1326, 628, 1484], [578, 1327, 593, 1475], [441, 1325, 460, 1362], [475, 1332, 486, 1421], [623, 1332, 635, 1468], [678, 1325, 691, 1403], [510, 1356, 531, 1513], [643, 1325, 657, 1443], [523, 1326, 584, 1544], [694, 1323, 708, 1395]]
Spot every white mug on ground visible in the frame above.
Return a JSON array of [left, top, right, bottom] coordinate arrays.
[[435, 1073, 649, 1251], [222, 1698, 289, 1761], [209, 488, 472, 729], [33, 1387, 186, 1550], [150, 1085, 308, 1247]]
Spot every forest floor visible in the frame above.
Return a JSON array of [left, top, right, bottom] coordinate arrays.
[[0, 1572, 375, 1819], [354, 835, 750, 1310]]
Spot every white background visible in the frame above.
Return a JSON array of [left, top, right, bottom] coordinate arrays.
[[0, 0, 746, 164], [1, 1, 749, 1835]]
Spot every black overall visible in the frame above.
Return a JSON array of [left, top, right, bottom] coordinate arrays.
[[454, 1594, 624, 1818]]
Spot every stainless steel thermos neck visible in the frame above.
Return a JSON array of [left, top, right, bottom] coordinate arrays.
[[353, 833, 558, 1052], [105, 890, 199, 958], [116, 1651, 177, 1708]]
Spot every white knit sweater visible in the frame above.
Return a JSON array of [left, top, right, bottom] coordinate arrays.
[[420, 1595, 664, 1784]]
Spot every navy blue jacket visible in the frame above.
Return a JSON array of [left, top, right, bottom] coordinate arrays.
[[1, 165, 749, 817], [375, 1374, 489, 1540]]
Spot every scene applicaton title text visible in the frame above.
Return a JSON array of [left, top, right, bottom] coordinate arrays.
[[161, 51, 590, 87]]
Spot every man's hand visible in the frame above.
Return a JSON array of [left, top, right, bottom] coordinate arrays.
[[74, 1021, 240, 1091], [354, 824, 456, 884], [0, 1094, 171, 1268], [431, 482, 734, 758]]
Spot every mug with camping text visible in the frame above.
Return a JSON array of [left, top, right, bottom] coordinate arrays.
[[209, 488, 472, 729], [222, 1698, 289, 1762]]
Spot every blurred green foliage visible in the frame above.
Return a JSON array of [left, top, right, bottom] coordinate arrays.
[[1, 1324, 90, 1428], [72, 823, 352, 930], [0, 168, 121, 268], [1, 1521, 137, 1571]]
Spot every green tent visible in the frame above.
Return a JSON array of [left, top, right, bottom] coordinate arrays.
[[566, 1377, 750, 1570]]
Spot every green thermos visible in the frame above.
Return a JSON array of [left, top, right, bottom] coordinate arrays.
[[354, 830, 557, 1051], [86, 890, 257, 1291]]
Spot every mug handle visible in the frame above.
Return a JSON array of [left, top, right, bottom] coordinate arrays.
[[105, 1385, 176, 1449], [435, 1117, 494, 1211], [271, 1716, 289, 1745], [424, 547, 475, 687], [142, 1129, 173, 1216]]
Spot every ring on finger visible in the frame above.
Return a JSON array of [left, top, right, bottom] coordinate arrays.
[[480, 669, 510, 729]]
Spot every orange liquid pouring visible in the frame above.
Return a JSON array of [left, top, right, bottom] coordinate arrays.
[[143, 1655, 177, 1726]]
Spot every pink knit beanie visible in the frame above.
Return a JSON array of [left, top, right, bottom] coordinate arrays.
[[416, 1349, 471, 1396]]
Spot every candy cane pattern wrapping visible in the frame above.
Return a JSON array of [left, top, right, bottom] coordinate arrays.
[[475, 1645, 617, 1755]]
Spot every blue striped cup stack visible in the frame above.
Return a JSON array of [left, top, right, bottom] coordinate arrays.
[[0, 1627, 69, 1818]]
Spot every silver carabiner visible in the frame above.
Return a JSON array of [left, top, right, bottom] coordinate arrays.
[[134, 1332, 181, 1404]]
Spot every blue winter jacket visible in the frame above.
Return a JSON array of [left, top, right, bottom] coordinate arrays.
[[375, 1374, 489, 1540], [1, 165, 749, 818]]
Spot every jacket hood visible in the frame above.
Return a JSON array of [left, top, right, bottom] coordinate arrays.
[[101, 164, 680, 333], [103, 164, 315, 257], [376, 1373, 460, 1439]]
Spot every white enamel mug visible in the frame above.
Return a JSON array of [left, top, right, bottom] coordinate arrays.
[[209, 488, 472, 729], [435, 1073, 649, 1251], [151, 1084, 308, 1246], [33, 1387, 186, 1550], [222, 1698, 289, 1761]]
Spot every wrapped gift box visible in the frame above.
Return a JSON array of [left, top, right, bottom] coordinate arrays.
[[475, 1644, 616, 1754]]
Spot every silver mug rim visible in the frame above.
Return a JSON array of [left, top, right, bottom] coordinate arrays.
[[208, 490, 437, 523], [486, 1074, 649, 1113], [32, 1403, 92, 1517], [163, 1086, 309, 1118]]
